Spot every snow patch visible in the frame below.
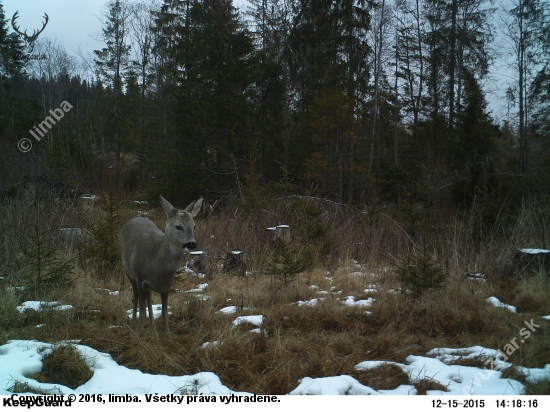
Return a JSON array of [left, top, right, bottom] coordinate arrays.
[[17, 301, 73, 313], [232, 315, 264, 327], [519, 249, 549, 254], [126, 305, 171, 320], [342, 296, 375, 308], [487, 296, 516, 313]]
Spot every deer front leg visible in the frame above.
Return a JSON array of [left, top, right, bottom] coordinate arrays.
[[161, 291, 169, 338]]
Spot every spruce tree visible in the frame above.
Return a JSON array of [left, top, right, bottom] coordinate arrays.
[[0, 2, 27, 135], [21, 213, 75, 298], [0, 2, 25, 78], [94, 0, 132, 187], [149, 0, 254, 204]]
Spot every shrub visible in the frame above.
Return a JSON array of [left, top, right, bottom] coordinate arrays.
[[86, 193, 122, 267], [20, 213, 75, 297], [264, 240, 306, 286], [394, 244, 448, 297]]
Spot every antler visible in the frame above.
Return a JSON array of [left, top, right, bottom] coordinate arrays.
[[29, 13, 49, 42], [10, 11, 49, 43], [11, 11, 25, 38]]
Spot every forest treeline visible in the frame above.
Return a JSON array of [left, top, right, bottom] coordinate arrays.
[[1, 0, 549, 214]]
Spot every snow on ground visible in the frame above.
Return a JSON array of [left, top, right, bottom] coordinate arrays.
[[201, 341, 221, 349], [125, 305, 171, 320], [81, 194, 100, 201], [232, 315, 264, 327], [341, 296, 375, 308], [289, 375, 379, 395], [217, 306, 238, 314], [5, 267, 550, 396], [517, 365, 550, 385], [486, 296, 517, 313], [97, 288, 119, 296], [519, 249, 549, 254], [355, 350, 526, 395], [427, 347, 550, 388], [0, 340, 242, 395], [16, 301, 73, 313], [294, 298, 319, 306], [467, 273, 487, 283], [249, 328, 267, 336], [4, 297, 550, 395], [2, 340, 547, 395], [184, 283, 209, 293]]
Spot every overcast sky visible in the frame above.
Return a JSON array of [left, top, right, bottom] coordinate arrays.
[[2, 0, 514, 122], [2, 0, 250, 56], [3, 0, 106, 57]]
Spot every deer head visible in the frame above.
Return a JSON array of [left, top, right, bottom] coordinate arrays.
[[11, 11, 49, 45], [160, 196, 202, 251]]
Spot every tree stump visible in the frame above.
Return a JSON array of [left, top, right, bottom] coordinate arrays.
[[57, 228, 83, 247], [267, 225, 291, 247], [189, 250, 208, 275], [223, 251, 247, 276], [513, 248, 550, 274]]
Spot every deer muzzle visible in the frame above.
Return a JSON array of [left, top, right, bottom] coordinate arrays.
[[184, 241, 197, 250]]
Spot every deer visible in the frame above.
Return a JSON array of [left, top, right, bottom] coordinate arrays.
[[118, 196, 203, 338]]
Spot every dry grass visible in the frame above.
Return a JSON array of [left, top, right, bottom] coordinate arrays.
[[7, 381, 49, 395], [414, 377, 449, 394], [351, 364, 410, 391], [29, 344, 93, 389], [524, 382, 550, 395], [1, 194, 550, 394], [512, 273, 550, 314]]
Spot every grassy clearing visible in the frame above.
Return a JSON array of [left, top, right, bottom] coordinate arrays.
[[0, 194, 549, 394]]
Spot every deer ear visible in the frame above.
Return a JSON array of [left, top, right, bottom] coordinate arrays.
[[159, 195, 177, 218], [185, 197, 203, 218]]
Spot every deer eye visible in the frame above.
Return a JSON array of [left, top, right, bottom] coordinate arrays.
[[175, 225, 182, 231], [194, 225, 196, 230]]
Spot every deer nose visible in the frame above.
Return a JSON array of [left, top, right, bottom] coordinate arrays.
[[185, 241, 197, 250]]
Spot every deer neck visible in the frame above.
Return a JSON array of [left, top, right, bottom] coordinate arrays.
[[158, 234, 184, 270]]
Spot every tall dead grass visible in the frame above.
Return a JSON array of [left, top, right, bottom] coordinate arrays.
[[1, 194, 549, 394]]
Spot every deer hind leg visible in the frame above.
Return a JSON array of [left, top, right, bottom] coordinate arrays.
[[161, 291, 169, 338], [136, 281, 148, 334], [127, 276, 138, 331], [145, 287, 158, 337]]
